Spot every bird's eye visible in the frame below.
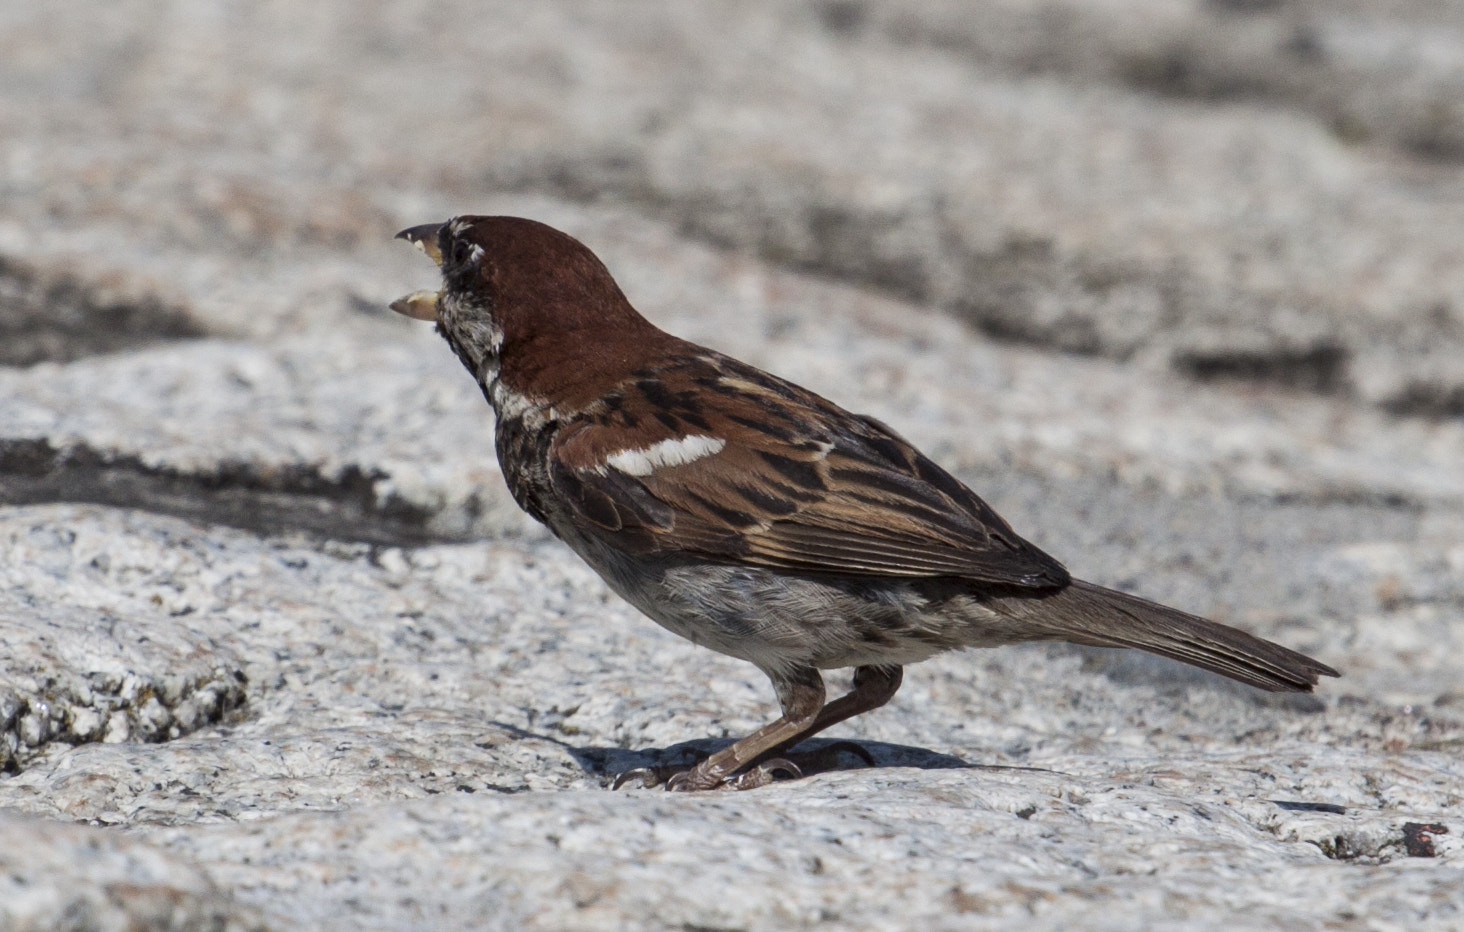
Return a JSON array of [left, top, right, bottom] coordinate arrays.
[[451, 239, 474, 267]]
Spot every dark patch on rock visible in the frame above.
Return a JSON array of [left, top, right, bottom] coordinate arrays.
[[1172, 341, 1350, 394], [1402, 822, 1448, 858], [1380, 382, 1464, 420], [1119, 48, 1266, 102], [1404, 106, 1464, 164], [0, 438, 445, 546], [0, 256, 208, 367], [1205, 0, 1285, 14], [1273, 800, 1347, 814], [815, 0, 867, 35]]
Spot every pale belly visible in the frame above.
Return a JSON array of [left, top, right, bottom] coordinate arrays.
[[553, 525, 1034, 676]]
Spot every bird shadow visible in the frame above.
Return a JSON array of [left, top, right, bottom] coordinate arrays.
[[488, 721, 1057, 785]]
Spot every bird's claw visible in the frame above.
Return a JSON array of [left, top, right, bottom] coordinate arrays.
[[790, 740, 877, 771], [615, 757, 805, 792], [661, 757, 803, 791], [611, 742, 873, 792], [610, 766, 679, 790], [725, 758, 803, 790], [665, 766, 724, 792]]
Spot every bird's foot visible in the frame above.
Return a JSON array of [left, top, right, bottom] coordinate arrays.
[[609, 741, 875, 792], [717, 758, 803, 791], [609, 765, 681, 790], [609, 758, 801, 792], [662, 758, 803, 792]]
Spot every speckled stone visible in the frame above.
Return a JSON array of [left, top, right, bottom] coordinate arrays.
[[2, 2, 1464, 929]]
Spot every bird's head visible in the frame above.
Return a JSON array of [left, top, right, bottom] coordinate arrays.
[[392, 216, 667, 407]]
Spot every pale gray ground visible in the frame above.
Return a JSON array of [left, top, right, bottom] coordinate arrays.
[[1, 2, 1462, 930]]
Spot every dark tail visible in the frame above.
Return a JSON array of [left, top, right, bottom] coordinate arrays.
[[1000, 579, 1340, 692]]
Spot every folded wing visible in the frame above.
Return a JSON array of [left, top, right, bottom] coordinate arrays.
[[550, 353, 1069, 589]]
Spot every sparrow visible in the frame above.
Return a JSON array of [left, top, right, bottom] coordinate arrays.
[[390, 215, 1339, 791]]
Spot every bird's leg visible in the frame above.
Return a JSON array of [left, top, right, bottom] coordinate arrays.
[[742, 664, 903, 778], [803, 664, 904, 740], [613, 666, 903, 791], [658, 666, 826, 792]]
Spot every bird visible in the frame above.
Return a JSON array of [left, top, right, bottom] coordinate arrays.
[[389, 215, 1339, 791]]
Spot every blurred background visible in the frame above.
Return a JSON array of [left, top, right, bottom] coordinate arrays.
[[4, 0, 1464, 405]]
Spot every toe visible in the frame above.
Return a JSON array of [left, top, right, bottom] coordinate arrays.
[[726, 758, 803, 791], [610, 767, 669, 790], [817, 740, 877, 768], [665, 764, 730, 792]]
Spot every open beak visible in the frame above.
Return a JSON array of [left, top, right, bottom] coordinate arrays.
[[396, 223, 444, 266], [390, 223, 445, 321]]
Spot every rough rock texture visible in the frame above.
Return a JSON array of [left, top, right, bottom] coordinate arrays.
[[0, 590, 247, 772], [0, 812, 262, 932], [2, 1, 1463, 929]]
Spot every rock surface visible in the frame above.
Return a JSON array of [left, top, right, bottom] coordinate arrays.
[[1, 1, 1462, 929]]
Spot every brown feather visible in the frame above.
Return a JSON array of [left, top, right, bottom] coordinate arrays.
[[997, 580, 1340, 691], [549, 351, 1071, 589]]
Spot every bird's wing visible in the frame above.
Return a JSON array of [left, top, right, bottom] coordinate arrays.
[[549, 353, 1069, 588]]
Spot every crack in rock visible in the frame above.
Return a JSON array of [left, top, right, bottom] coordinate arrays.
[[0, 438, 449, 546]]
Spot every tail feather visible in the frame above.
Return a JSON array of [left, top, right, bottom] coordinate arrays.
[[1003, 579, 1340, 692]]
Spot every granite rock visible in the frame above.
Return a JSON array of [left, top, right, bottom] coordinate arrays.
[[0, 811, 261, 932], [1, 1, 1463, 929]]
